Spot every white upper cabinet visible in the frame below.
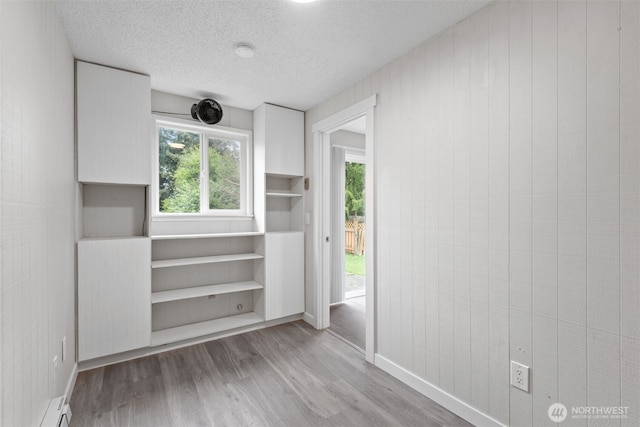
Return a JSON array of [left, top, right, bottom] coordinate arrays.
[[254, 103, 304, 176], [77, 61, 151, 185]]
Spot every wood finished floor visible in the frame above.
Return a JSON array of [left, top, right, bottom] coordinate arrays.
[[70, 321, 472, 427], [329, 296, 366, 350]]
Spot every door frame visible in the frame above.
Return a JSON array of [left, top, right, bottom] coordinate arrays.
[[311, 94, 376, 363]]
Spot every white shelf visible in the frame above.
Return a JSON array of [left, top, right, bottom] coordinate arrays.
[[152, 253, 263, 269], [151, 312, 263, 346], [266, 190, 303, 198], [80, 236, 148, 242], [152, 281, 263, 304], [151, 231, 263, 240]]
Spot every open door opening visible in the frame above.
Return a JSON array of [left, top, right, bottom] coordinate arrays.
[[312, 94, 376, 363], [327, 119, 366, 351]]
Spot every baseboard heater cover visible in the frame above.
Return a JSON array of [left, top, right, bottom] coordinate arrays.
[[40, 396, 72, 427]]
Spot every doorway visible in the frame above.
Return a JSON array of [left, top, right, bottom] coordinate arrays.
[[311, 94, 376, 363], [328, 123, 366, 350]]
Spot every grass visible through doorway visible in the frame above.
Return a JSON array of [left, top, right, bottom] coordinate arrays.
[[345, 253, 365, 276]]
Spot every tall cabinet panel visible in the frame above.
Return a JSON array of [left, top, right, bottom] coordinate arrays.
[[265, 232, 304, 320], [78, 238, 151, 361], [255, 103, 304, 176], [76, 61, 152, 361], [76, 61, 151, 185], [254, 103, 305, 321]]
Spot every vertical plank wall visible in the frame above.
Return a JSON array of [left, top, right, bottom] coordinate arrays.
[[1, 2, 77, 426], [304, 1, 640, 425]]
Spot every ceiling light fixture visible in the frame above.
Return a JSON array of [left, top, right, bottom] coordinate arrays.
[[291, 0, 316, 3], [235, 43, 255, 58]]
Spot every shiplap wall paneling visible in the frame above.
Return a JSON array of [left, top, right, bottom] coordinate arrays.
[[410, 44, 427, 380], [586, 2, 621, 424], [557, 0, 587, 424], [487, 2, 510, 423], [453, 17, 472, 403], [77, 61, 151, 185], [78, 238, 151, 361], [375, 61, 395, 359], [620, 1, 640, 425], [303, 1, 640, 426], [386, 58, 403, 366], [1, 3, 76, 425], [469, 5, 490, 414], [423, 35, 441, 386], [532, 1, 559, 425], [265, 232, 304, 320], [400, 53, 414, 372], [438, 27, 456, 394], [509, 1, 533, 425]]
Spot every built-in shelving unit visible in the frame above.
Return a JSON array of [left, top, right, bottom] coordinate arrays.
[[151, 312, 263, 346], [151, 252, 263, 269], [151, 281, 263, 304], [151, 231, 263, 240], [76, 61, 153, 362], [150, 234, 265, 345], [266, 175, 304, 233]]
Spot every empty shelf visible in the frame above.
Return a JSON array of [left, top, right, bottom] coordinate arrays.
[[152, 281, 264, 304], [151, 312, 263, 346], [266, 190, 303, 197], [151, 231, 263, 240], [152, 253, 263, 269]]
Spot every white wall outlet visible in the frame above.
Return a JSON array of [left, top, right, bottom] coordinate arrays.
[[510, 360, 530, 392], [62, 337, 67, 362]]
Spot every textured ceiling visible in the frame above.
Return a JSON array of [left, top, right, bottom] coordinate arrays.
[[55, 0, 490, 111]]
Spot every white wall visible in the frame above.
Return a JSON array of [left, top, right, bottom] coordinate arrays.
[[1, 2, 77, 426], [305, 1, 639, 425]]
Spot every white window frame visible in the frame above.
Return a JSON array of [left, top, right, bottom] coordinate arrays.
[[153, 115, 253, 218]]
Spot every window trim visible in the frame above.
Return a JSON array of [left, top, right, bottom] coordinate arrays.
[[152, 115, 253, 219]]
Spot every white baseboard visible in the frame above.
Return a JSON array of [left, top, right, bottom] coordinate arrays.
[[374, 355, 506, 427], [302, 312, 316, 328], [64, 363, 78, 403]]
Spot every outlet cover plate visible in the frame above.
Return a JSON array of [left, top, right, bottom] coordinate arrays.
[[511, 360, 530, 392]]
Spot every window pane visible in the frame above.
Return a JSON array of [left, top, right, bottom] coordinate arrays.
[[158, 127, 200, 213], [208, 137, 241, 210]]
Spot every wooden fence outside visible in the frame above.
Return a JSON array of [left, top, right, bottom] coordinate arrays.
[[345, 219, 366, 255]]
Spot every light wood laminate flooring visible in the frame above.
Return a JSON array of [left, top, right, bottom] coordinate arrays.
[[70, 321, 472, 427], [329, 296, 366, 350]]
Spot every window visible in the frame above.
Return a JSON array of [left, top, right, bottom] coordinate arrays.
[[154, 117, 252, 216]]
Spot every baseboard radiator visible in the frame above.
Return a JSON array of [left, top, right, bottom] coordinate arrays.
[[40, 396, 72, 427]]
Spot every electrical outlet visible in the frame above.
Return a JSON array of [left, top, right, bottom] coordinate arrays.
[[511, 361, 530, 392], [62, 337, 67, 362]]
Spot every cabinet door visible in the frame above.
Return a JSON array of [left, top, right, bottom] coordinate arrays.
[[264, 104, 304, 176], [77, 61, 151, 185], [78, 238, 151, 360], [265, 232, 304, 320]]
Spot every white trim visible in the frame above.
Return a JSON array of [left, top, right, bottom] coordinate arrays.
[[63, 363, 78, 403], [152, 115, 253, 217], [374, 355, 507, 427], [302, 312, 315, 326], [311, 95, 377, 133], [311, 94, 377, 363]]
